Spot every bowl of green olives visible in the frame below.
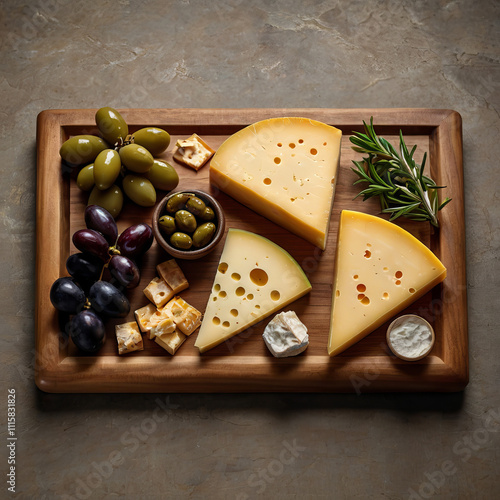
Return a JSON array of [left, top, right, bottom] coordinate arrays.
[[153, 189, 225, 259]]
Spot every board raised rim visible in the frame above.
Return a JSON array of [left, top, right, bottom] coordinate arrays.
[[35, 108, 468, 393]]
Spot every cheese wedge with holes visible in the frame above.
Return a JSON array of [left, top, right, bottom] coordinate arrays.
[[194, 228, 312, 353], [328, 210, 447, 356], [210, 117, 341, 249]]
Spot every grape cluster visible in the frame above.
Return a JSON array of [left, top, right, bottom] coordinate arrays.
[[59, 107, 179, 217], [50, 205, 154, 353]]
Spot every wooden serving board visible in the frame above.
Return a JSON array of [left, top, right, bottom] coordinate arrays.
[[35, 108, 467, 393]]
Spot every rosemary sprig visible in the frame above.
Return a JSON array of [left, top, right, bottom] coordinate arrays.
[[349, 117, 451, 227]]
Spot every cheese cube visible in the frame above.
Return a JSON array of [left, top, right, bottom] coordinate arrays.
[[263, 311, 309, 358], [154, 330, 187, 355], [163, 296, 202, 336], [115, 322, 144, 355], [149, 317, 176, 340], [173, 133, 215, 171], [156, 259, 189, 294], [134, 303, 157, 333], [143, 277, 174, 308]]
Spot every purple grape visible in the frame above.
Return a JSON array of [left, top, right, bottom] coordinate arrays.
[[108, 255, 140, 289], [50, 277, 86, 314], [66, 252, 103, 288], [84, 205, 118, 246], [70, 310, 106, 353], [89, 281, 130, 318], [117, 223, 153, 259], [72, 229, 110, 262]]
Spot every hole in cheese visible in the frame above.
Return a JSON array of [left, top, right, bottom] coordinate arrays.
[[395, 280, 401, 286], [289, 143, 295, 149], [274, 157, 281, 164], [335, 290, 340, 298], [222, 321, 230, 328], [255, 305, 261, 309], [214, 283, 221, 292], [277, 142, 282, 147], [270, 290, 280, 301], [230, 309, 238, 317], [231, 273, 241, 281], [409, 288, 415, 294], [395, 270, 403, 279], [364, 250, 372, 259], [360, 296, 370, 305], [298, 139, 304, 144], [357, 284, 366, 293], [250, 268, 268, 286], [382, 292, 389, 300], [218, 291, 227, 298], [235, 287, 245, 296], [263, 177, 272, 185], [213, 317, 220, 325], [218, 262, 228, 274], [353, 274, 359, 280], [310, 148, 318, 155], [247, 293, 254, 300]]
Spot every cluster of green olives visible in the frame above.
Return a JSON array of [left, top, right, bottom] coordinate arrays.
[[59, 107, 179, 218], [159, 193, 217, 250]]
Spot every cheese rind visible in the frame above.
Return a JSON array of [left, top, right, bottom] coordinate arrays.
[[194, 228, 312, 353], [328, 210, 447, 356], [210, 117, 341, 249]]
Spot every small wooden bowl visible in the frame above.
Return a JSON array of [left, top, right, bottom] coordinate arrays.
[[152, 189, 225, 260], [386, 314, 435, 361]]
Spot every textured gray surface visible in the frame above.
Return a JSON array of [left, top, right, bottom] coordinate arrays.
[[1, 0, 499, 498]]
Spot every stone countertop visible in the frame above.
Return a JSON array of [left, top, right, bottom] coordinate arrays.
[[1, 1, 499, 498]]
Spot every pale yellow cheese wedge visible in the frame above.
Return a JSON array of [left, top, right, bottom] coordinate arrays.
[[328, 210, 447, 356], [194, 228, 312, 353], [210, 117, 341, 249]]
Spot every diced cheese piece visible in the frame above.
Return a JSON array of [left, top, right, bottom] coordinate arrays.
[[155, 329, 187, 355], [194, 228, 312, 353], [263, 311, 309, 358], [210, 117, 341, 249], [156, 259, 189, 294], [115, 322, 144, 355], [173, 133, 215, 170], [150, 317, 176, 340], [163, 296, 202, 336], [143, 277, 174, 308], [134, 303, 157, 333], [328, 210, 447, 356]]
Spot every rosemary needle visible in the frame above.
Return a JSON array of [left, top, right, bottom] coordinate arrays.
[[349, 117, 452, 227]]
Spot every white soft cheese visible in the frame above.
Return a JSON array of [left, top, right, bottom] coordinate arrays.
[[262, 311, 309, 358], [389, 318, 433, 358]]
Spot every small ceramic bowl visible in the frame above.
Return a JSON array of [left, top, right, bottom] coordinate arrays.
[[152, 189, 225, 260], [386, 314, 435, 361]]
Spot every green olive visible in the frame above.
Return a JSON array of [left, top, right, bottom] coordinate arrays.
[[93, 149, 121, 190], [185, 196, 206, 217], [170, 232, 192, 250], [76, 163, 95, 191], [60, 135, 108, 165], [132, 127, 170, 156], [119, 144, 154, 173], [192, 222, 216, 248], [88, 184, 123, 218], [175, 210, 197, 233], [122, 174, 156, 207], [95, 107, 128, 145], [158, 215, 176, 235], [199, 206, 215, 221], [166, 192, 193, 213], [145, 160, 179, 191]]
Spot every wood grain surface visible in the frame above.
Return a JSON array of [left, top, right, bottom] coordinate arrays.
[[35, 108, 467, 392]]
